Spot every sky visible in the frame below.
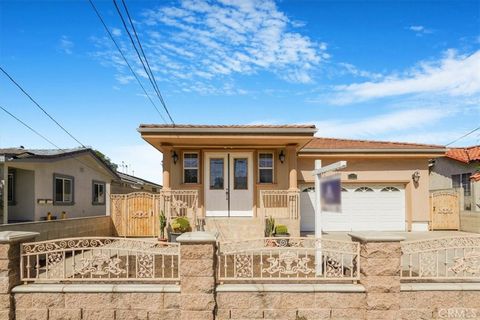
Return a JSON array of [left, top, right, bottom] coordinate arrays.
[[1, 0, 479, 184]]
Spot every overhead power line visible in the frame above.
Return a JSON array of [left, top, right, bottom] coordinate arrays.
[[0, 66, 86, 147], [445, 126, 480, 146], [112, 0, 175, 125], [87, 0, 168, 124]]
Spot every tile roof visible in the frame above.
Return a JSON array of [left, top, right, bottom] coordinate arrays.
[[0, 147, 88, 157], [302, 137, 445, 151], [139, 124, 316, 129], [470, 172, 480, 182], [117, 172, 162, 188], [445, 145, 480, 163]]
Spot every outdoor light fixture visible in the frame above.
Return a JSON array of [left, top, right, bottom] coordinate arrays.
[[279, 150, 286, 163], [412, 171, 420, 183], [172, 151, 179, 164]]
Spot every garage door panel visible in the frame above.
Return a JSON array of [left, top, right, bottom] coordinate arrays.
[[300, 184, 406, 232]]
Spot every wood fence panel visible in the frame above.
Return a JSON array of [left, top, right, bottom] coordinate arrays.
[[430, 190, 460, 230]]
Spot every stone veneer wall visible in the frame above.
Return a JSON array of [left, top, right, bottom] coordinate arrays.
[[13, 289, 180, 320], [0, 216, 113, 241]]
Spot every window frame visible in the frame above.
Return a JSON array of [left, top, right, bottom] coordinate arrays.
[[452, 173, 472, 196], [258, 152, 274, 184], [53, 173, 75, 205], [92, 180, 106, 205], [183, 152, 199, 184], [7, 171, 15, 205]]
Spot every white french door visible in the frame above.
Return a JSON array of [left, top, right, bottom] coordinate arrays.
[[204, 152, 253, 217]]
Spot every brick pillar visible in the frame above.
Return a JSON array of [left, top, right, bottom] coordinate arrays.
[[177, 232, 217, 320], [0, 231, 39, 319], [349, 232, 405, 320]]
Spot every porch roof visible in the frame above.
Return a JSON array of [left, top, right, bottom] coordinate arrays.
[[138, 124, 317, 151]]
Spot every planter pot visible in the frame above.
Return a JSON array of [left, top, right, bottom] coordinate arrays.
[[158, 237, 168, 242], [273, 233, 290, 247], [169, 232, 182, 243]]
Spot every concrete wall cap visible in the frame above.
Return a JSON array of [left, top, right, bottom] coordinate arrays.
[[176, 231, 217, 243], [0, 231, 39, 243], [348, 232, 406, 242], [401, 282, 480, 292], [12, 283, 180, 293], [216, 283, 365, 293]]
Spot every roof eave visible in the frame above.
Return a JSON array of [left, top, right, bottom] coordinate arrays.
[[137, 127, 318, 135], [300, 148, 447, 154]]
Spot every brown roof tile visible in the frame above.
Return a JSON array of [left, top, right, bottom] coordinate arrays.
[[446, 145, 480, 163], [470, 172, 480, 182], [302, 137, 445, 151]]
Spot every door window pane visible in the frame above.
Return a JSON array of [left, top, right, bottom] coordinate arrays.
[[210, 158, 224, 190], [234, 158, 248, 190]]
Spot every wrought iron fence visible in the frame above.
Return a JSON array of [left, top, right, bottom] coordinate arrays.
[[401, 236, 480, 281], [217, 237, 360, 282], [20, 237, 180, 283]]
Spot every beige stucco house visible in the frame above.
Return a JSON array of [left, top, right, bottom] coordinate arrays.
[[0, 148, 119, 223], [139, 124, 445, 238]]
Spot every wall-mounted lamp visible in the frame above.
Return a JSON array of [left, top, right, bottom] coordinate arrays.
[[172, 151, 179, 164], [279, 150, 286, 163], [412, 171, 420, 183]]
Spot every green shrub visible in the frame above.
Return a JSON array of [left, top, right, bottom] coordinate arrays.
[[275, 224, 289, 235], [265, 216, 275, 237], [171, 217, 191, 233]]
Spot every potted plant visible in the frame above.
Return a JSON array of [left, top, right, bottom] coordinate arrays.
[[168, 217, 191, 242], [158, 211, 167, 242], [273, 224, 290, 246]]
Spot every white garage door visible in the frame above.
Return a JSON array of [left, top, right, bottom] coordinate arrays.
[[300, 184, 406, 232]]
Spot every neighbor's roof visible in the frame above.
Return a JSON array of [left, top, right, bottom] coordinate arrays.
[[301, 137, 446, 153], [117, 172, 162, 188], [0, 147, 119, 179], [470, 172, 480, 182], [445, 145, 480, 163]]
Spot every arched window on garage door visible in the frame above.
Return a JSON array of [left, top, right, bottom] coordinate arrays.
[[341, 187, 348, 192], [302, 186, 315, 192], [354, 186, 374, 192], [381, 186, 400, 192]]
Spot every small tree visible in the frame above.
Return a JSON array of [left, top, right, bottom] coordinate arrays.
[[159, 211, 167, 239]]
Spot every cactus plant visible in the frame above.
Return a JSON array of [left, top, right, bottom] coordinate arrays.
[[159, 211, 167, 240], [274, 224, 289, 235], [265, 216, 275, 237]]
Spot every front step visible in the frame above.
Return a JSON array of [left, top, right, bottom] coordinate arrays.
[[204, 218, 264, 241]]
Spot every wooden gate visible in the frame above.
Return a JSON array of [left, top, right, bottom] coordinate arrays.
[[111, 192, 158, 237], [110, 191, 199, 237], [430, 190, 460, 230]]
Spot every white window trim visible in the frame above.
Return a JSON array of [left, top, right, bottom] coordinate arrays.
[[183, 152, 199, 184], [258, 152, 274, 184]]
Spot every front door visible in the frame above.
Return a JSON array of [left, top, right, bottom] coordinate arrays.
[[205, 152, 253, 217]]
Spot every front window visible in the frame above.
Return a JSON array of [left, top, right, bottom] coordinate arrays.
[[452, 173, 471, 196], [92, 181, 106, 205], [183, 153, 199, 184], [7, 172, 15, 204], [258, 153, 274, 184], [54, 174, 74, 205]]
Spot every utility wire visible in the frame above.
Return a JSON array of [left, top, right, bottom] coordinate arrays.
[[445, 126, 480, 146], [0, 104, 109, 176], [112, 0, 175, 125], [0, 66, 86, 147], [87, 0, 168, 124], [120, 0, 168, 109]]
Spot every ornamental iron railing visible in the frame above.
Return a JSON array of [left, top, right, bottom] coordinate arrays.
[[259, 190, 300, 220], [20, 237, 180, 283], [401, 235, 480, 281], [217, 237, 360, 282]]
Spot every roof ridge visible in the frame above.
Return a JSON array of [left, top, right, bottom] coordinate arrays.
[[310, 136, 445, 148]]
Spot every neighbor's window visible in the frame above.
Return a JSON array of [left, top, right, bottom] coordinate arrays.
[[183, 153, 199, 184], [54, 174, 74, 205], [92, 181, 106, 205], [7, 172, 15, 204], [452, 173, 471, 196], [258, 153, 274, 184]]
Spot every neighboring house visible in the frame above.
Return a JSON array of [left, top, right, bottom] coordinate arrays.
[[0, 147, 119, 223], [111, 171, 162, 194], [430, 145, 480, 212], [138, 124, 445, 237]]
